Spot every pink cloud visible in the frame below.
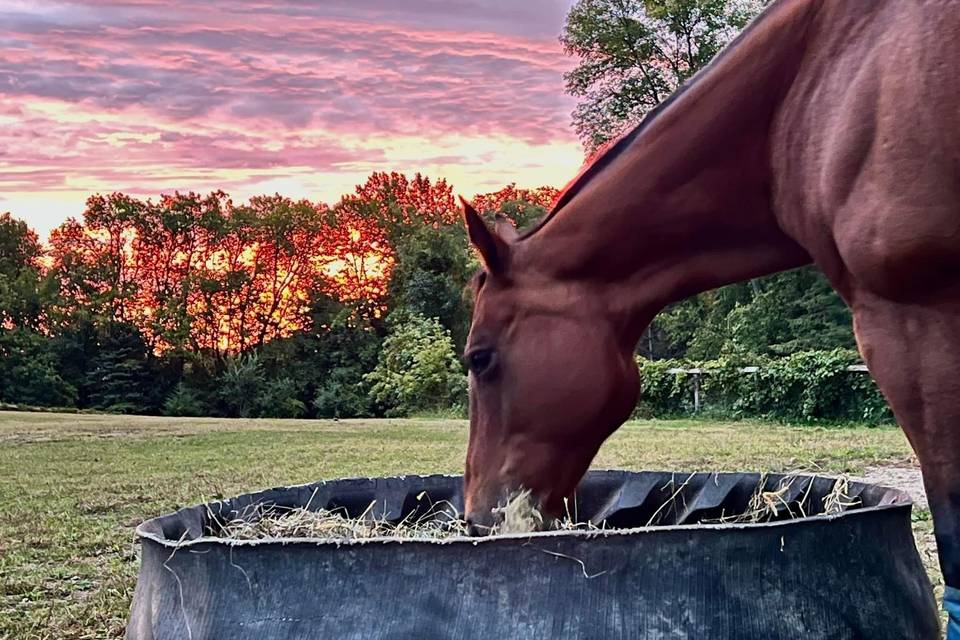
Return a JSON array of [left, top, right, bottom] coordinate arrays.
[[0, 1, 585, 237]]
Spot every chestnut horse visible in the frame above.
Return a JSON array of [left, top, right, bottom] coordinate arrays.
[[461, 0, 960, 631]]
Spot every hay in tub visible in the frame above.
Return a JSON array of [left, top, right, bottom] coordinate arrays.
[[209, 476, 859, 541]]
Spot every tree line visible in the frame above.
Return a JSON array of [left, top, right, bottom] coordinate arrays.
[[0, 171, 854, 419], [0, 177, 561, 417]]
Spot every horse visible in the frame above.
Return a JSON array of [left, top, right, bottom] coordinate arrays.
[[460, 0, 960, 632]]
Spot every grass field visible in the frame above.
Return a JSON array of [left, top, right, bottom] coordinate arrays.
[[0, 412, 942, 638]]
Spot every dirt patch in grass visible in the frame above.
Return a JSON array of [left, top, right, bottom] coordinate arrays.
[[854, 463, 926, 509]]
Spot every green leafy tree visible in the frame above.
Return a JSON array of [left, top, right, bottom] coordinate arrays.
[[0, 212, 46, 329], [562, 0, 764, 151], [388, 221, 473, 350], [0, 214, 76, 407], [256, 377, 307, 419], [258, 294, 380, 418], [0, 329, 77, 407], [313, 366, 372, 419], [652, 283, 752, 359], [646, 268, 853, 361], [723, 268, 854, 356], [365, 311, 467, 417]]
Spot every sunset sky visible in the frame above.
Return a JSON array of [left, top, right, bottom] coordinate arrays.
[[0, 0, 584, 239]]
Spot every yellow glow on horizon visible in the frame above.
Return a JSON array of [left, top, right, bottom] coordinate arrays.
[[4, 99, 587, 241]]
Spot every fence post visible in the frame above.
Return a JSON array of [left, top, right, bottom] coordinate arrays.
[[693, 372, 701, 413]]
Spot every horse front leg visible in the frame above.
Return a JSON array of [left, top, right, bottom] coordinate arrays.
[[853, 292, 960, 637]]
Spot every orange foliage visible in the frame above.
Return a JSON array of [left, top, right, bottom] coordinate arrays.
[[320, 198, 395, 307], [355, 171, 459, 226], [49, 192, 332, 355], [45, 173, 466, 354], [470, 184, 561, 215], [44, 174, 559, 355]]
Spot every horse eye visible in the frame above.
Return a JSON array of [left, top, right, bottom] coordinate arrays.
[[466, 348, 496, 376]]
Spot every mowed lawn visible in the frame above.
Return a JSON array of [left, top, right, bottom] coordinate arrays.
[[0, 412, 939, 639]]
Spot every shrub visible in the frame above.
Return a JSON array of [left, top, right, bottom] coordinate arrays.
[[635, 349, 893, 424], [313, 366, 372, 419], [0, 329, 77, 407], [365, 312, 467, 417], [217, 354, 264, 418], [163, 382, 208, 417], [256, 377, 306, 419]]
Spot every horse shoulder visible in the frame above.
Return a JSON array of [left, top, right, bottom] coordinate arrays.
[[773, 0, 960, 300]]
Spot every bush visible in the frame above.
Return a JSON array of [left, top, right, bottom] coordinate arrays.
[[256, 377, 306, 419], [163, 382, 208, 417], [313, 366, 372, 419], [83, 323, 152, 413], [364, 311, 467, 417], [635, 349, 893, 424], [633, 358, 694, 417], [217, 354, 264, 418]]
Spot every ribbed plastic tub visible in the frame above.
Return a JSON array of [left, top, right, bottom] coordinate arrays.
[[126, 470, 939, 639]]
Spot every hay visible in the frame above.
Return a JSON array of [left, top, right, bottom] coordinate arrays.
[[209, 489, 598, 541], [210, 476, 861, 541], [210, 490, 469, 541], [492, 489, 543, 534], [705, 474, 860, 525]]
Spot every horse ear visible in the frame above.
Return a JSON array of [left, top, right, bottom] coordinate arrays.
[[494, 214, 519, 243], [461, 196, 509, 273]]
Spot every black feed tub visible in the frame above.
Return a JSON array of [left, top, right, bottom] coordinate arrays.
[[126, 471, 939, 639]]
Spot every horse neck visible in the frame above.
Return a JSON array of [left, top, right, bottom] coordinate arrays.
[[520, 0, 817, 343]]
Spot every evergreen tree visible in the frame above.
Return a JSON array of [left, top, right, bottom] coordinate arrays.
[[83, 323, 152, 412]]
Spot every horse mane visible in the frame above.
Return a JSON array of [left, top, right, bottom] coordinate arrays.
[[519, 0, 787, 240]]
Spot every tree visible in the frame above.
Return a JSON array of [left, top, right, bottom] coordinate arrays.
[[128, 191, 229, 355], [256, 377, 307, 419], [319, 172, 461, 317], [561, 0, 764, 152], [217, 353, 265, 418], [723, 268, 854, 356], [0, 214, 75, 407], [354, 172, 459, 231], [313, 366, 372, 419], [651, 283, 751, 359], [643, 268, 854, 361], [83, 323, 152, 412], [0, 328, 77, 407], [388, 221, 473, 350], [471, 185, 560, 230], [0, 212, 46, 330], [185, 193, 328, 355], [48, 194, 146, 329], [49, 192, 335, 357], [163, 382, 208, 417]]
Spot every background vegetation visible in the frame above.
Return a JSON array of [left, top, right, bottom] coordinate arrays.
[[1, 0, 872, 423]]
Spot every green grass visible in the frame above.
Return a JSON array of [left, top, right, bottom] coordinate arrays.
[[0, 412, 935, 639]]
